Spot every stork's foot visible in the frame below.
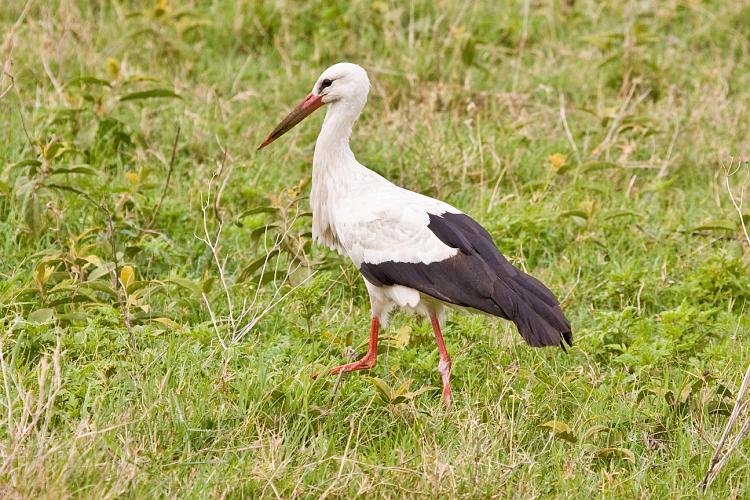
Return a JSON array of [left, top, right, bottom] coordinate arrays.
[[438, 359, 453, 408], [430, 313, 454, 409], [328, 354, 377, 376], [311, 317, 380, 380]]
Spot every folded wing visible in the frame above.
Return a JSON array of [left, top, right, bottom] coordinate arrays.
[[355, 207, 572, 348]]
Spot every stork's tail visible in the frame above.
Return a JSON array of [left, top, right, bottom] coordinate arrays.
[[492, 272, 572, 349]]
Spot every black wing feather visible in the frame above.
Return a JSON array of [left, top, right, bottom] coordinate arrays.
[[359, 212, 572, 348]]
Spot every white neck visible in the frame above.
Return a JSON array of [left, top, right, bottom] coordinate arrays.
[[313, 100, 363, 166], [310, 98, 369, 251]]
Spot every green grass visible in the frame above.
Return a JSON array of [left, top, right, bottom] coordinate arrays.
[[2, 0, 750, 497]]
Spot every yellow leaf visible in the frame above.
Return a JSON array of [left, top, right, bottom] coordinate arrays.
[[152, 0, 172, 17], [43, 265, 54, 283], [393, 379, 413, 396], [82, 254, 102, 267], [541, 420, 572, 434], [583, 425, 609, 442], [540, 420, 577, 443], [593, 447, 635, 462], [106, 57, 120, 79], [153, 317, 180, 329], [449, 25, 466, 37], [547, 153, 567, 172], [33, 264, 55, 298], [119, 265, 135, 289], [387, 325, 411, 349], [124, 172, 138, 184], [579, 200, 597, 219], [33, 264, 54, 284], [126, 292, 139, 308]]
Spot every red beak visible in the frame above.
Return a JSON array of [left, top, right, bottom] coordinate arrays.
[[257, 93, 324, 150]]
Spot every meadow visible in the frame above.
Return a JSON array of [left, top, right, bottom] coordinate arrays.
[[1, 0, 750, 497]]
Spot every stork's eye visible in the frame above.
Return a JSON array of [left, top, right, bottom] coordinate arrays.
[[320, 79, 333, 91]]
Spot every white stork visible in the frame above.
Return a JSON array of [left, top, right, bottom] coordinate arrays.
[[258, 63, 572, 406]]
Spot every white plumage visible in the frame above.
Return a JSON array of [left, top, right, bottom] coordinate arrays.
[[259, 62, 571, 406], [307, 64, 462, 324]]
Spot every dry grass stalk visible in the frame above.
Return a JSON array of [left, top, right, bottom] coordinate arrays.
[[698, 157, 750, 493], [0, 336, 62, 487], [196, 156, 315, 348]]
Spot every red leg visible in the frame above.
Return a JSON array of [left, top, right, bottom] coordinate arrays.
[[328, 317, 379, 375], [430, 313, 453, 408]]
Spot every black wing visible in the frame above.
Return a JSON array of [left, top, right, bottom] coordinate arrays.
[[359, 212, 572, 348]]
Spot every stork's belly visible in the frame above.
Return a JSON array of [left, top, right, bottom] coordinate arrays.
[[363, 279, 448, 326], [383, 284, 421, 310]]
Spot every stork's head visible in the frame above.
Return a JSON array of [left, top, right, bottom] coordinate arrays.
[[258, 62, 370, 150]]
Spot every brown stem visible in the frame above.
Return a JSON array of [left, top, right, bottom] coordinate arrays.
[[146, 126, 180, 228], [106, 209, 137, 352]]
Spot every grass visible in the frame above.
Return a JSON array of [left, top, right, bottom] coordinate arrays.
[[1, 0, 750, 497]]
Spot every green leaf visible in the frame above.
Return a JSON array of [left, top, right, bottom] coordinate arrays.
[[44, 141, 66, 159], [604, 210, 641, 221], [534, 371, 554, 387], [367, 377, 393, 402], [582, 161, 620, 173], [120, 89, 182, 102], [399, 386, 435, 402], [714, 384, 733, 399], [554, 162, 577, 175], [255, 269, 279, 287], [392, 378, 413, 396], [11, 159, 41, 170], [47, 279, 75, 294], [461, 38, 476, 66], [58, 312, 88, 325], [88, 263, 116, 282], [48, 292, 100, 307], [23, 192, 42, 236], [49, 165, 98, 176], [127, 280, 159, 294], [640, 386, 664, 402], [250, 224, 280, 241], [583, 425, 609, 442], [82, 281, 117, 299], [167, 277, 202, 295], [44, 184, 93, 200], [122, 76, 161, 86], [66, 76, 112, 88], [28, 308, 55, 323], [201, 276, 215, 294], [688, 220, 736, 233], [559, 210, 589, 220], [152, 317, 180, 329], [237, 206, 279, 220], [706, 399, 732, 416], [238, 250, 280, 282], [678, 383, 694, 404], [664, 390, 676, 407], [593, 447, 635, 462]]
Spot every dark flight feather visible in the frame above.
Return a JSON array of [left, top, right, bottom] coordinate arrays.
[[359, 212, 572, 349]]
